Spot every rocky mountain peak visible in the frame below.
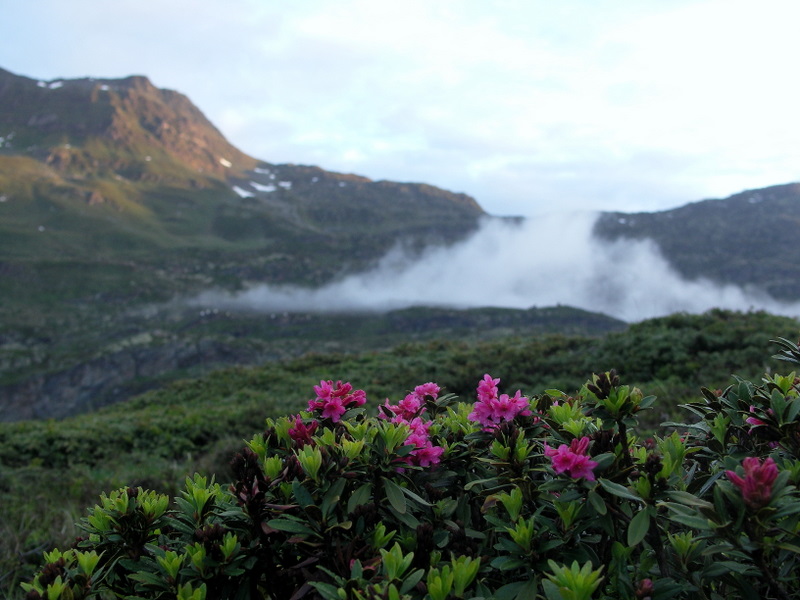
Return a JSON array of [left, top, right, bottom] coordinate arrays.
[[0, 67, 256, 181]]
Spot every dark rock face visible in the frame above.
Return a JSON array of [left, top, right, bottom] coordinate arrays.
[[0, 340, 263, 422]]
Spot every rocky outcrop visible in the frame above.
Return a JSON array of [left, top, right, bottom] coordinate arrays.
[[0, 340, 268, 422]]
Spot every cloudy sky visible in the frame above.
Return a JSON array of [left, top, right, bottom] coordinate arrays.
[[3, 0, 800, 217]]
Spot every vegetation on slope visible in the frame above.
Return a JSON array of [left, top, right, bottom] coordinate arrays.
[[1, 309, 798, 596]]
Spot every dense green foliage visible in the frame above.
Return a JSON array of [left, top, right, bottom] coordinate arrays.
[[1, 310, 799, 597], [14, 329, 800, 599]]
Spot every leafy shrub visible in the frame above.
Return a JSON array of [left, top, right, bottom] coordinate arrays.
[[20, 338, 800, 599]]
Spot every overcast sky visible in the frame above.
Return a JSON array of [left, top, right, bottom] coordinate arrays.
[[3, 0, 800, 217]]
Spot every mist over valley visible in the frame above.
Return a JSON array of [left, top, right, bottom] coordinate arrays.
[[192, 211, 800, 323]]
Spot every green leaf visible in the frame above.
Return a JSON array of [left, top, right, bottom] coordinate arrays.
[[587, 490, 607, 515], [321, 478, 346, 520], [347, 482, 372, 515], [786, 397, 800, 423], [265, 518, 319, 537], [592, 453, 616, 471], [383, 478, 407, 514], [490, 556, 527, 571], [399, 484, 433, 508], [540, 579, 564, 600], [660, 503, 713, 530], [309, 581, 343, 600], [598, 478, 644, 503], [666, 490, 713, 509], [292, 480, 315, 510], [627, 508, 650, 547], [400, 568, 425, 594]]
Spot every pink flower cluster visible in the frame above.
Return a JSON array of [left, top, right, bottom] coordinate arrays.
[[307, 380, 367, 423], [544, 437, 598, 481], [726, 456, 779, 510], [379, 382, 440, 422], [403, 417, 445, 468], [288, 415, 319, 448], [380, 382, 445, 468], [468, 374, 532, 429]]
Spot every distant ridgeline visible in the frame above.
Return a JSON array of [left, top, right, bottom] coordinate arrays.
[[1, 64, 800, 423], [593, 183, 800, 301]]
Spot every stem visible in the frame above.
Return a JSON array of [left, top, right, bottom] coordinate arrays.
[[617, 420, 633, 469], [755, 548, 790, 600]]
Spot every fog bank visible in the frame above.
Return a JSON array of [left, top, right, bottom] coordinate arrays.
[[192, 213, 800, 323]]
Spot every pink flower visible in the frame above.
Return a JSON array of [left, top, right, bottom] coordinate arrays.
[[411, 443, 445, 467], [391, 415, 444, 468], [288, 415, 319, 448], [544, 437, 598, 481], [414, 382, 440, 400], [477, 374, 500, 403], [726, 456, 779, 510], [397, 394, 425, 418], [745, 405, 766, 427], [379, 382, 440, 421], [403, 427, 445, 468], [307, 380, 366, 423], [320, 396, 347, 421], [468, 374, 531, 429]]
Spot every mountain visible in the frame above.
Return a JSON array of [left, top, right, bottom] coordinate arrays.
[[593, 183, 800, 300], [0, 67, 484, 274], [2, 65, 798, 422], [0, 67, 625, 421]]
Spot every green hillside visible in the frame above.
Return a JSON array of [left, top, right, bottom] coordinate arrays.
[[1, 309, 798, 597], [0, 67, 490, 420]]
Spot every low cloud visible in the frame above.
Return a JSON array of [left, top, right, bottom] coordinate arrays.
[[192, 213, 800, 323]]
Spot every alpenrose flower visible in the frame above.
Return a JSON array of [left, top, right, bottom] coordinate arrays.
[[379, 382, 440, 421], [468, 374, 532, 429], [725, 456, 779, 510], [404, 418, 445, 467], [307, 380, 367, 423], [544, 437, 599, 481], [288, 416, 319, 448]]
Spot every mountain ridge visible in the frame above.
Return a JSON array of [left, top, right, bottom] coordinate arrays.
[[593, 182, 800, 300], [2, 65, 799, 422]]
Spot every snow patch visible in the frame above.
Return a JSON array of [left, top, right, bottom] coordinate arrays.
[[278, 181, 292, 190], [99, 84, 110, 91], [0, 195, 8, 203], [219, 158, 233, 168], [48, 81, 63, 89], [312, 177, 319, 183], [232, 186, 255, 198], [338, 181, 347, 187], [250, 181, 276, 193], [254, 167, 271, 174]]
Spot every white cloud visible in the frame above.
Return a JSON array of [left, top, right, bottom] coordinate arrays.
[[192, 214, 800, 323]]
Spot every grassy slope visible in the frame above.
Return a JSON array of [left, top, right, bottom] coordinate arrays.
[[2, 309, 799, 597]]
